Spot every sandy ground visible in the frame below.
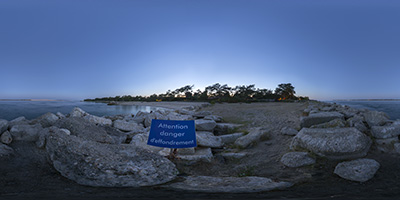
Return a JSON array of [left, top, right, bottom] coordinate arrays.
[[2, 101, 400, 199]]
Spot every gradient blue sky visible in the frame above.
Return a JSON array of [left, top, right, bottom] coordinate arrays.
[[1, 0, 400, 100]]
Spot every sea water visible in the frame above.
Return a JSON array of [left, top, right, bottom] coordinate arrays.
[[332, 100, 400, 120], [0, 100, 162, 121]]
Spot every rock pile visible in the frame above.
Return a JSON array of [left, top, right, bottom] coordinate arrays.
[[280, 101, 397, 182], [0, 104, 289, 192]]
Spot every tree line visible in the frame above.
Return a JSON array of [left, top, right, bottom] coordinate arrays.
[[84, 83, 309, 103]]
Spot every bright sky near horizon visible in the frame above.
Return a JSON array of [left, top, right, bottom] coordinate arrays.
[[1, 0, 400, 101]]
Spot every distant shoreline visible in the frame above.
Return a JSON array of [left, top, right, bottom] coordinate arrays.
[[333, 99, 400, 102], [0, 99, 62, 102]]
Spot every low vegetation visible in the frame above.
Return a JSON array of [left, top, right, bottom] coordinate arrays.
[[84, 83, 309, 103]]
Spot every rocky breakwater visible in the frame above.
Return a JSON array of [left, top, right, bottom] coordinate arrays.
[[280, 101, 400, 182], [0, 104, 291, 193]]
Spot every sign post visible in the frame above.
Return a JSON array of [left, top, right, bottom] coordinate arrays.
[[147, 119, 197, 148]]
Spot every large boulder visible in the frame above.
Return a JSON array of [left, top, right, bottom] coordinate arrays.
[[83, 115, 112, 126], [364, 111, 390, 127], [69, 107, 89, 118], [334, 158, 380, 182], [55, 117, 114, 144], [34, 112, 59, 128], [347, 115, 368, 133], [0, 119, 8, 133], [113, 120, 143, 132], [280, 152, 316, 168], [370, 125, 400, 139], [234, 128, 269, 149], [45, 129, 178, 187], [195, 119, 217, 131], [310, 118, 346, 128], [165, 176, 292, 193], [130, 132, 171, 156], [300, 112, 344, 128], [290, 128, 371, 160], [10, 124, 43, 141], [196, 131, 223, 148]]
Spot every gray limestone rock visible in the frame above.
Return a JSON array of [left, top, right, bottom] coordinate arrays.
[[10, 124, 43, 141], [196, 131, 223, 148], [280, 152, 316, 168], [310, 118, 346, 128], [1, 131, 12, 144], [334, 158, 380, 182], [281, 127, 298, 136], [113, 119, 143, 132], [55, 117, 114, 144], [130, 132, 171, 156], [234, 128, 269, 149], [195, 119, 217, 131], [83, 115, 112, 126], [165, 176, 292, 193], [69, 107, 89, 118], [176, 148, 213, 163], [300, 112, 344, 128], [290, 128, 371, 160], [364, 111, 390, 127], [371, 125, 400, 139], [34, 112, 59, 128], [45, 130, 178, 187]]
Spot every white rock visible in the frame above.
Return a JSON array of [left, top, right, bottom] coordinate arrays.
[[290, 128, 371, 160], [334, 158, 380, 182], [70, 107, 88, 118], [195, 119, 217, 131], [130, 133, 171, 156], [177, 148, 213, 163], [196, 131, 223, 148], [281, 127, 298, 136], [113, 120, 143, 132], [83, 115, 112, 126], [234, 128, 269, 148]]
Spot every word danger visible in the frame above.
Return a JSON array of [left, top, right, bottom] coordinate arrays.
[[147, 119, 196, 148]]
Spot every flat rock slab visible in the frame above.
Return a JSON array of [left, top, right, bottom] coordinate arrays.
[[214, 123, 243, 135], [290, 128, 371, 160], [300, 112, 344, 128], [176, 148, 213, 163], [234, 128, 269, 148], [371, 125, 400, 139], [334, 158, 380, 182], [196, 131, 223, 148], [195, 119, 217, 131], [46, 129, 178, 187], [165, 176, 293, 193]]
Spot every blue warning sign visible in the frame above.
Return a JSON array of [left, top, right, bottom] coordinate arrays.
[[147, 119, 197, 148]]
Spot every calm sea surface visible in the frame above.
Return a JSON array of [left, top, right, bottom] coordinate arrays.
[[332, 100, 400, 120], [0, 100, 162, 121]]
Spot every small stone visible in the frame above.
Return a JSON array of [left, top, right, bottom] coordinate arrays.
[[334, 158, 380, 182], [281, 127, 298, 136], [0, 143, 14, 157], [1, 131, 12, 144]]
